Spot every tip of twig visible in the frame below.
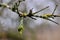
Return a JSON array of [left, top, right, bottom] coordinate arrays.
[[46, 6, 49, 8], [56, 4, 58, 7]]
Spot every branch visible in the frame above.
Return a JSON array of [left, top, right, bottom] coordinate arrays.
[[33, 15, 59, 25]]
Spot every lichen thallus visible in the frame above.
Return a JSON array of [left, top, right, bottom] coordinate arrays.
[[0, 1, 60, 35], [17, 5, 60, 25], [34, 5, 60, 25], [0, 0, 24, 35]]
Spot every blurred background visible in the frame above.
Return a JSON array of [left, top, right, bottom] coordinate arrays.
[[0, 0, 60, 40]]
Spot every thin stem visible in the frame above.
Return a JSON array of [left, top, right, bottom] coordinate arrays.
[[33, 6, 49, 14], [52, 5, 58, 15], [30, 17, 36, 20]]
